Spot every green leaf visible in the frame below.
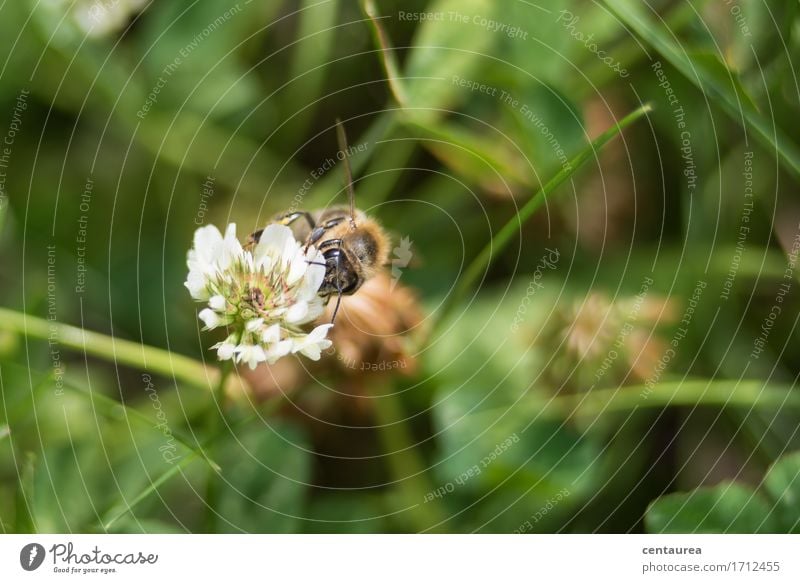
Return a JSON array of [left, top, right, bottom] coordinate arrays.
[[360, 0, 407, 105], [646, 482, 777, 533], [360, 0, 536, 192], [405, 118, 532, 190], [501, 1, 575, 85], [403, 0, 499, 118], [426, 280, 600, 530], [763, 452, 800, 533], [435, 391, 601, 499], [603, 0, 800, 180]]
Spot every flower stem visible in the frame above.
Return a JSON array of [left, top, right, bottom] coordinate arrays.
[[372, 383, 447, 532], [0, 307, 214, 390], [204, 360, 233, 532], [473, 379, 800, 424]]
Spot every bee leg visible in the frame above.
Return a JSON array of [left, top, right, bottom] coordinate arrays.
[[276, 211, 315, 229], [305, 218, 346, 251], [305, 260, 326, 266], [248, 212, 314, 248], [245, 228, 263, 248]]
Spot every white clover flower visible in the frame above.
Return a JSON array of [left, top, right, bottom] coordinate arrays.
[[185, 223, 333, 369], [73, 0, 146, 38]]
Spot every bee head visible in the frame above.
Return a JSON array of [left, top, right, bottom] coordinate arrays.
[[342, 221, 389, 272]]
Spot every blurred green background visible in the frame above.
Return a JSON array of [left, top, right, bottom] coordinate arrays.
[[1, 0, 800, 533]]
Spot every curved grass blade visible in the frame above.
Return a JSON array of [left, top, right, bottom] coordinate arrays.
[[64, 381, 220, 473], [101, 399, 285, 531], [435, 103, 652, 327], [360, 0, 408, 106], [102, 451, 197, 531]]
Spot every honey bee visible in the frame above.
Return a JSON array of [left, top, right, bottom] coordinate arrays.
[[247, 120, 390, 322]]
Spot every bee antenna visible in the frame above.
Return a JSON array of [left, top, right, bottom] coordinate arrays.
[[335, 118, 357, 231]]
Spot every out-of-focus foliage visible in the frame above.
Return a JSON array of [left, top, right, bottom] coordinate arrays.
[[1, 0, 800, 533], [647, 452, 800, 533]]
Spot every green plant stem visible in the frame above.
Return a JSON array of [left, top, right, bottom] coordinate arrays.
[[0, 307, 214, 390], [371, 383, 447, 532], [475, 380, 800, 424], [204, 361, 232, 533], [432, 103, 652, 329], [559, 380, 800, 419]]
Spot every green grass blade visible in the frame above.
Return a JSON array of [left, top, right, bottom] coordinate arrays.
[[0, 307, 213, 391], [360, 0, 408, 106], [102, 452, 197, 531], [101, 400, 284, 531], [555, 379, 800, 420], [15, 452, 37, 534], [435, 103, 652, 326], [603, 0, 800, 180], [473, 379, 800, 425], [63, 381, 220, 473]]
